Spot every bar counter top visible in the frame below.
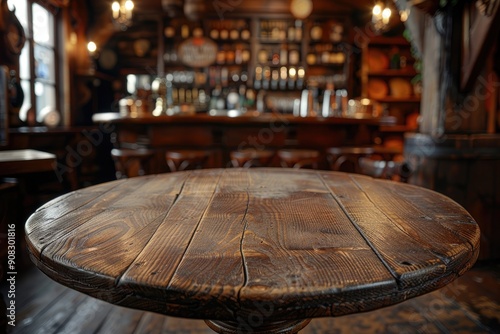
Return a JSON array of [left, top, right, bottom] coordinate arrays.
[[92, 112, 397, 126]]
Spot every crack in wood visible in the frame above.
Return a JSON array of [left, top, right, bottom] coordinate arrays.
[[164, 170, 225, 288], [237, 189, 251, 306], [317, 172, 401, 288], [115, 174, 191, 288]]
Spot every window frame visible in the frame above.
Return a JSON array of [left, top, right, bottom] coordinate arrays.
[[13, 0, 62, 126]]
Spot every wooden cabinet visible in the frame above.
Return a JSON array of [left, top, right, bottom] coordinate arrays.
[[361, 36, 420, 129], [104, 14, 354, 112], [254, 18, 305, 91], [304, 17, 351, 91]]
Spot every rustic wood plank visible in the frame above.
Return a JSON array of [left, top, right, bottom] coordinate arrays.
[[94, 305, 143, 334], [238, 169, 397, 318], [15, 281, 68, 331], [25, 178, 132, 259], [12, 260, 499, 334], [26, 173, 190, 297], [117, 169, 229, 317], [131, 312, 166, 334], [162, 317, 215, 334], [15, 288, 88, 334], [350, 175, 479, 274], [163, 169, 248, 315], [320, 172, 450, 289], [53, 295, 113, 334], [23, 168, 480, 331], [0, 149, 56, 176]]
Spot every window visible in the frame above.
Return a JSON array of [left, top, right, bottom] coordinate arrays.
[[8, 0, 59, 125]]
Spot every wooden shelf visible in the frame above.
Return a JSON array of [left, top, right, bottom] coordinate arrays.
[[376, 97, 421, 103], [379, 125, 417, 132], [259, 38, 300, 44], [363, 36, 410, 46], [368, 69, 417, 77]]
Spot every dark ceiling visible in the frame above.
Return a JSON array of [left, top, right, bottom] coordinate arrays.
[[88, 0, 376, 23], [86, 0, 382, 50]]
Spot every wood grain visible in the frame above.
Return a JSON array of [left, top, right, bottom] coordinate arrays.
[[0, 149, 56, 176], [25, 168, 480, 325]]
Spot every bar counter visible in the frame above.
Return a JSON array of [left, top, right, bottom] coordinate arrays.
[[92, 112, 397, 171]]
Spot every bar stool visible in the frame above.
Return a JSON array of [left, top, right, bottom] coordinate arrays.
[[165, 150, 210, 172], [358, 157, 411, 182], [325, 147, 375, 173], [277, 149, 320, 169], [230, 149, 275, 168], [111, 148, 155, 179], [372, 146, 404, 162]]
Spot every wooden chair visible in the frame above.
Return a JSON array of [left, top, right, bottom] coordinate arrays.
[[358, 157, 411, 182], [277, 149, 320, 169], [325, 147, 375, 173], [165, 150, 210, 172], [111, 148, 155, 179], [230, 149, 275, 168]]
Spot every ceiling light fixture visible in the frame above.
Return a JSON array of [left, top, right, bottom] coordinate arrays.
[[111, 0, 134, 31], [372, 1, 392, 33], [290, 0, 313, 20]]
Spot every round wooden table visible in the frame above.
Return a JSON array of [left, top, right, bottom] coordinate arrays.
[[25, 168, 480, 334]]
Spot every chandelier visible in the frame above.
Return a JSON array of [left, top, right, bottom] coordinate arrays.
[[372, 1, 392, 33], [112, 0, 134, 30]]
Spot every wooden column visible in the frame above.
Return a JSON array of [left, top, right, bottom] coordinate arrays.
[[400, 0, 500, 260]]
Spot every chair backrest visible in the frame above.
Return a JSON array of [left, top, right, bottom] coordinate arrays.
[[358, 157, 411, 182], [111, 148, 154, 179], [165, 150, 209, 172]]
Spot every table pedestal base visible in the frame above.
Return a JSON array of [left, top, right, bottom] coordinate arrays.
[[205, 319, 311, 334]]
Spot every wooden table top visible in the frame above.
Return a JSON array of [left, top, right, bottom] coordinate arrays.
[[0, 149, 56, 176], [25, 168, 479, 328]]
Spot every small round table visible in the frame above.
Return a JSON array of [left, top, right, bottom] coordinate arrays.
[[25, 168, 480, 334]]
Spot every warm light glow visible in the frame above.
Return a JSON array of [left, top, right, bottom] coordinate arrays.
[[372, 1, 392, 33], [400, 9, 409, 22], [361, 98, 371, 105], [125, 0, 134, 11], [297, 67, 305, 78], [112, 1, 120, 18], [290, 0, 313, 20], [87, 41, 97, 53], [111, 0, 134, 30], [382, 7, 392, 23]]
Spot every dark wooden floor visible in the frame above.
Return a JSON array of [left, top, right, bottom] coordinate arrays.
[[2, 260, 499, 334]]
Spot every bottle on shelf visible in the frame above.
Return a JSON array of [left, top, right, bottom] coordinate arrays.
[[279, 66, 287, 90], [288, 67, 296, 90], [321, 82, 335, 117], [254, 66, 263, 90], [294, 20, 303, 41], [296, 67, 305, 90], [262, 66, 271, 90], [271, 69, 279, 90], [181, 24, 190, 39]]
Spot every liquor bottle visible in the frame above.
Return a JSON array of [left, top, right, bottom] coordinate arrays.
[[271, 69, 279, 90], [262, 67, 271, 90], [254, 66, 263, 90], [279, 66, 287, 90]]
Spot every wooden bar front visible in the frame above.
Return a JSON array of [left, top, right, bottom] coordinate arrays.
[[93, 112, 396, 172]]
